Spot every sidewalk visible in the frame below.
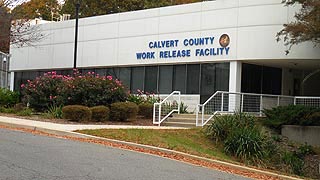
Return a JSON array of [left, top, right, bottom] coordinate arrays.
[[0, 116, 185, 132]]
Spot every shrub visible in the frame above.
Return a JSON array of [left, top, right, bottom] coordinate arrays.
[[21, 70, 128, 111], [16, 108, 33, 116], [282, 151, 305, 176], [206, 114, 238, 142], [127, 90, 160, 105], [90, 106, 110, 122], [64, 72, 128, 107], [21, 71, 67, 111], [14, 103, 25, 112], [206, 112, 268, 161], [224, 128, 265, 161], [0, 107, 16, 114], [46, 104, 63, 119], [62, 105, 92, 122], [206, 112, 255, 142], [138, 103, 153, 118], [179, 102, 189, 114], [110, 102, 138, 121], [0, 88, 19, 107], [262, 105, 320, 130]]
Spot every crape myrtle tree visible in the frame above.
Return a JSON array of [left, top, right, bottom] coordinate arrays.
[[276, 0, 320, 55]]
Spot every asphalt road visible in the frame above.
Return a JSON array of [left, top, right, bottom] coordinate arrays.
[[0, 128, 251, 180]]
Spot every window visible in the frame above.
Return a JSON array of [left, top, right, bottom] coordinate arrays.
[[144, 66, 158, 93], [200, 63, 229, 103], [201, 63, 216, 96], [215, 63, 229, 91], [106, 68, 119, 79], [173, 65, 186, 94], [119, 67, 131, 89], [186, 64, 200, 94], [131, 67, 144, 93], [159, 65, 173, 94]]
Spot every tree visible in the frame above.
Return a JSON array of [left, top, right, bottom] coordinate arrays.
[[0, 6, 10, 52], [61, 0, 202, 19], [12, 0, 60, 21], [0, 0, 46, 52], [276, 0, 320, 54]]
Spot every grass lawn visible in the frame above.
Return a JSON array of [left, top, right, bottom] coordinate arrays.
[[76, 128, 232, 161]]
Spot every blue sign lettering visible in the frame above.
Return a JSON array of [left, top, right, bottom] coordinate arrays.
[[136, 35, 230, 60]]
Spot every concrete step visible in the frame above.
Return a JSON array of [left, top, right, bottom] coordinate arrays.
[[166, 118, 196, 123], [172, 113, 196, 118], [162, 121, 196, 128], [172, 113, 212, 119]]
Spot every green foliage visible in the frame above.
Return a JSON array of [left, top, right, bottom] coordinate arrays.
[[127, 94, 145, 105], [138, 103, 153, 118], [46, 104, 63, 119], [0, 107, 16, 114], [206, 112, 255, 142], [179, 102, 189, 114], [90, 106, 110, 122], [62, 105, 92, 122], [127, 91, 160, 105], [282, 151, 305, 176], [0, 88, 19, 107], [262, 105, 320, 131], [110, 102, 138, 121], [224, 128, 265, 161], [16, 108, 33, 116], [206, 112, 266, 161]]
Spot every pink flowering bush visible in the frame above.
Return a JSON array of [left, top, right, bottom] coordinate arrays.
[[64, 71, 128, 107], [21, 70, 128, 111], [21, 71, 67, 110]]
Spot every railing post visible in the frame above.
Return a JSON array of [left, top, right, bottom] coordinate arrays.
[[153, 104, 156, 124], [196, 105, 199, 126], [241, 94, 244, 113], [277, 96, 280, 106], [158, 105, 161, 126], [259, 95, 263, 116], [221, 92, 224, 111], [201, 105, 204, 126], [294, 97, 297, 105], [178, 91, 181, 114]]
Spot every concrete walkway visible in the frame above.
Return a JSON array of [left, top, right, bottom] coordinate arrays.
[[0, 116, 185, 132]]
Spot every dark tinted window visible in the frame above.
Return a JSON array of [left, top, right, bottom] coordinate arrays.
[[131, 67, 144, 93], [186, 64, 200, 94], [144, 66, 158, 93], [173, 65, 186, 94], [119, 67, 131, 89], [159, 65, 173, 94]]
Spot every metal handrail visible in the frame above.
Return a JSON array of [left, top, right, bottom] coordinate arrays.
[[196, 91, 320, 127], [153, 91, 181, 126]]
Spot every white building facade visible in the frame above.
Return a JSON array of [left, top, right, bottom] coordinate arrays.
[[10, 0, 320, 109]]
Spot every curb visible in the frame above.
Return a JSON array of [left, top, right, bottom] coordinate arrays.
[[0, 121, 304, 180]]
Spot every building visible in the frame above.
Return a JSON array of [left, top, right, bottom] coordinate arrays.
[[9, 0, 320, 111]]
